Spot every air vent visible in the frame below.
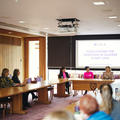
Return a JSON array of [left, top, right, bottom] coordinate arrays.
[[0, 16, 11, 19], [0, 21, 45, 36], [102, 9, 112, 12], [0, 21, 30, 31]]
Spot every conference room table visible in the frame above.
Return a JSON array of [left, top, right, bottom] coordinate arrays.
[[0, 78, 115, 114], [0, 79, 71, 114], [70, 78, 114, 91], [52, 78, 114, 97], [0, 81, 52, 114], [65, 79, 120, 114]]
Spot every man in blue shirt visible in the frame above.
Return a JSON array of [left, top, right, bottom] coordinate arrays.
[[79, 95, 112, 120]]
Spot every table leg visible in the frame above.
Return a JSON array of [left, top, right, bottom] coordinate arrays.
[[37, 87, 50, 104], [12, 94, 26, 114], [54, 83, 69, 97]]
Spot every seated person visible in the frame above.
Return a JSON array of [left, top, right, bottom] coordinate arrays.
[[0, 68, 13, 88], [100, 84, 120, 120], [12, 69, 31, 110], [0, 68, 14, 109], [79, 94, 112, 120], [43, 110, 75, 120], [102, 66, 113, 79], [12, 69, 38, 109], [83, 66, 94, 95], [84, 66, 94, 79], [58, 67, 70, 94]]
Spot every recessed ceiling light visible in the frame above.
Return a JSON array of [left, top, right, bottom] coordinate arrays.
[[108, 16, 118, 19], [19, 21, 24, 23], [118, 25, 120, 27], [93, 1, 105, 5]]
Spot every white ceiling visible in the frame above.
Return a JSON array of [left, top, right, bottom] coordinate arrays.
[[0, 0, 120, 36]]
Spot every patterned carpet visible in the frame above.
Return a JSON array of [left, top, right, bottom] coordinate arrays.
[[3, 95, 81, 120]]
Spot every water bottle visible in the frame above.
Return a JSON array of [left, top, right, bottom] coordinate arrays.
[[9, 74, 12, 79], [40, 76, 42, 81], [74, 102, 80, 114], [74, 105, 80, 113], [36, 76, 40, 82], [28, 78, 32, 83], [115, 88, 118, 100]]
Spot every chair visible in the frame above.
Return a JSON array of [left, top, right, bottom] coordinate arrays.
[[0, 97, 13, 118], [0, 108, 5, 119], [36, 76, 54, 101], [47, 86, 54, 101]]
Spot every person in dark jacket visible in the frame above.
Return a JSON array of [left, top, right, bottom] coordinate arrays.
[[12, 69, 31, 110], [12, 69, 38, 99], [58, 67, 70, 94]]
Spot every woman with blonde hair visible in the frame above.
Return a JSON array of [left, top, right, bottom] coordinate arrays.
[[100, 84, 120, 120], [102, 66, 113, 79], [43, 110, 75, 120]]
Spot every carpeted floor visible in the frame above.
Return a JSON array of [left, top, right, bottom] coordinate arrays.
[[3, 95, 81, 120], [1, 81, 119, 120]]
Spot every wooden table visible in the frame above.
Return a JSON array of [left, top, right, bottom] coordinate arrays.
[[0, 81, 52, 114], [65, 79, 115, 113], [50, 78, 114, 97], [70, 78, 114, 91], [50, 79, 70, 97], [0, 78, 114, 114]]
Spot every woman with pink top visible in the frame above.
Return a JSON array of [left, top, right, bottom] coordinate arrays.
[[58, 67, 70, 94], [83, 66, 94, 95], [84, 66, 94, 79]]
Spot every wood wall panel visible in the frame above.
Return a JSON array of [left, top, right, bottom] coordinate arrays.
[[0, 35, 21, 45], [0, 36, 24, 82], [39, 37, 46, 80]]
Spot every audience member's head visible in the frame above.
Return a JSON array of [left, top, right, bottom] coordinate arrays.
[[60, 66, 66, 73], [44, 110, 75, 120], [85, 66, 90, 72], [79, 94, 99, 116], [13, 69, 20, 77], [1, 68, 9, 77], [105, 66, 111, 73], [100, 84, 113, 114]]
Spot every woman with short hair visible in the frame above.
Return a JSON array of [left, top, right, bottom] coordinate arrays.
[[84, 66, 94, 79], [79, 94, 112, 120], [83, 66, 94, 95]]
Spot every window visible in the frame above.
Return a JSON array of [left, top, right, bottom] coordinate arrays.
[[29, 41, 39, 79]]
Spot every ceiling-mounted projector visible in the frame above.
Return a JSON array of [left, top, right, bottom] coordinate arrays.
[[57, 18, 80, 33]]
